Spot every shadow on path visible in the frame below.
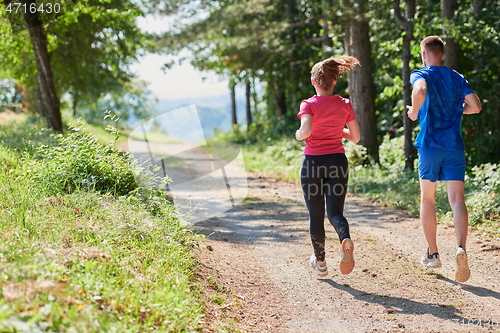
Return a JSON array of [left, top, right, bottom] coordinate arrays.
[[320, 279, 468, 321], [433, 273, 500, 301]]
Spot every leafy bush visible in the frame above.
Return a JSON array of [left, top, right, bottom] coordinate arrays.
[[0, 116, 205, 332], [466, 163, 500, 226], [467, 191, 500, 226], [469, 163, 500, 193], [344, 140, 368, 167], [27, 123, 138, 196], [265, 139, 303, 165], [378, 134, 406, 172]]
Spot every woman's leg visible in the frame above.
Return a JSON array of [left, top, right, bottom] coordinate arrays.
[[301, 156, 326, 262], [324, 154, 350, 242]]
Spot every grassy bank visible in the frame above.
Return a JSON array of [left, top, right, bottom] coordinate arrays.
[[0, 116, 204, 332], [217, 131, 500, 236]]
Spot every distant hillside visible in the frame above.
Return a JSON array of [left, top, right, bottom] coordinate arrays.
[[149, 95, 247, 143]]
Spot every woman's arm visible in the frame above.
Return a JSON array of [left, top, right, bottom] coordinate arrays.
[[295, 114, 312, 140], [343, 119, 360, 143]]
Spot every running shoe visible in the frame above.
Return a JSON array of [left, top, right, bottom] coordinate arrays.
[[310, 253, 328, 277], [455, 246, 470, 282], [421, 249, 442, 268], [339, 238, 355, 275]]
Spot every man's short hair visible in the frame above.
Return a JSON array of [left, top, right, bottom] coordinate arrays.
[[420, 36, 444, 54]]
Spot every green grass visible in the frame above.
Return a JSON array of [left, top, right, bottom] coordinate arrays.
[[0, 116, 205, 332], [239, 140, 303, 181]]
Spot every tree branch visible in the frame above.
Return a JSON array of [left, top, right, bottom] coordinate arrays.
[[393, 0, 412, 32]]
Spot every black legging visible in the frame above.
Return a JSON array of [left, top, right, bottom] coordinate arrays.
[[300, 153, 351, 262]]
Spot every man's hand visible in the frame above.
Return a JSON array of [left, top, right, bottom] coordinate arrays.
[[408, 79, 426, 121], [406, 105, 418, 121]]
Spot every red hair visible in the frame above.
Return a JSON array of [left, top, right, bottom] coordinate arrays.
[[311, 56, 360, 89]]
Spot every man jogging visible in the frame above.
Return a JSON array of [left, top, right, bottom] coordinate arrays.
[[407, 36, 481, 283]]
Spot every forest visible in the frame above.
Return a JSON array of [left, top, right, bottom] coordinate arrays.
[[1, 1, 500, 331], [1, 0, 499, 166]]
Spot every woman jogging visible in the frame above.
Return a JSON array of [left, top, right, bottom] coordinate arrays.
[[295, 56, 361, 277]]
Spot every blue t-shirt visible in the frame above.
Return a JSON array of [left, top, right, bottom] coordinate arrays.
[[410, 66, 474, 151]]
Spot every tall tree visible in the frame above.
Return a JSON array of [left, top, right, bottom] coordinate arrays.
[[21, 0, 62, 131], [343, 0, 379, 161], [245, 78, 252, 128], [321, 0, 333, 60], [0, 0, 147, 126], [441, 0, 460, 70], [156, 0, 324, 129], [394, 0, 416, 170], [230, 78, 237, 126]]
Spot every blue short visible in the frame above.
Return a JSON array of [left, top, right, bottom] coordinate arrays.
[[418, 148, 465, 182]]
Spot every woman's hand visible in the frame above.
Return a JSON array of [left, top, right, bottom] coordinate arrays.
[[296, 114, 312, 140]]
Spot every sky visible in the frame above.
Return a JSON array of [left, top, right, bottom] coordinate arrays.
[[130, 15, 229, 101]]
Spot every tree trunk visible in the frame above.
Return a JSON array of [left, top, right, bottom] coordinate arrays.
[[274, 84, 286, 119], [230, 81, 237, 126], [344, 1, 379, 162], [251, 77, 259, 117], [245, 79, 252, 129], [287, 0, 297, 114], [23, 0, 62, 132], [72, 92, 78, 118], [441, 0, 460, 71], [394, 0, 417, 170], [473, 0, 483, 19], [321, 0, 333, 60]]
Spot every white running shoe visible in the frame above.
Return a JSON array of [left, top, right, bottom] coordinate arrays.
[[310, 253, 328, 277], [421, 250, 442, 268], [455, 247, 470, 282]]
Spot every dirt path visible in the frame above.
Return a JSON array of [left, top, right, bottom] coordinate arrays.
[[123, 139, 500, 332], [194, 177, 500, 333]]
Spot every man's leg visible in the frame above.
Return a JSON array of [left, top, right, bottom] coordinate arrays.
[[420, 179, 438, 253], [446, 181, 468, 249], [446, 180, 470, 282]]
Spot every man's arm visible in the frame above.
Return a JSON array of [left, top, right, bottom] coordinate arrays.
[[406, 79, 427, 121], [463, 93, 482, 114]]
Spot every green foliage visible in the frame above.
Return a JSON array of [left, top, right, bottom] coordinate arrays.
[[467, 164, 500, 226], [378, 134, 406, 172], [126, 187, 169, 217], [455, 0, 500, 165], [466, 191, 500, 227], [0, 117, 205, 332], [344, 140, 369, 167], [27, 122, 138, 196], [75, 79, 157, 126], [469, 163, 500, 194], [158, 0, 330, 129], [0, 0, 153, 124], [0, 118, 58, 156]]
